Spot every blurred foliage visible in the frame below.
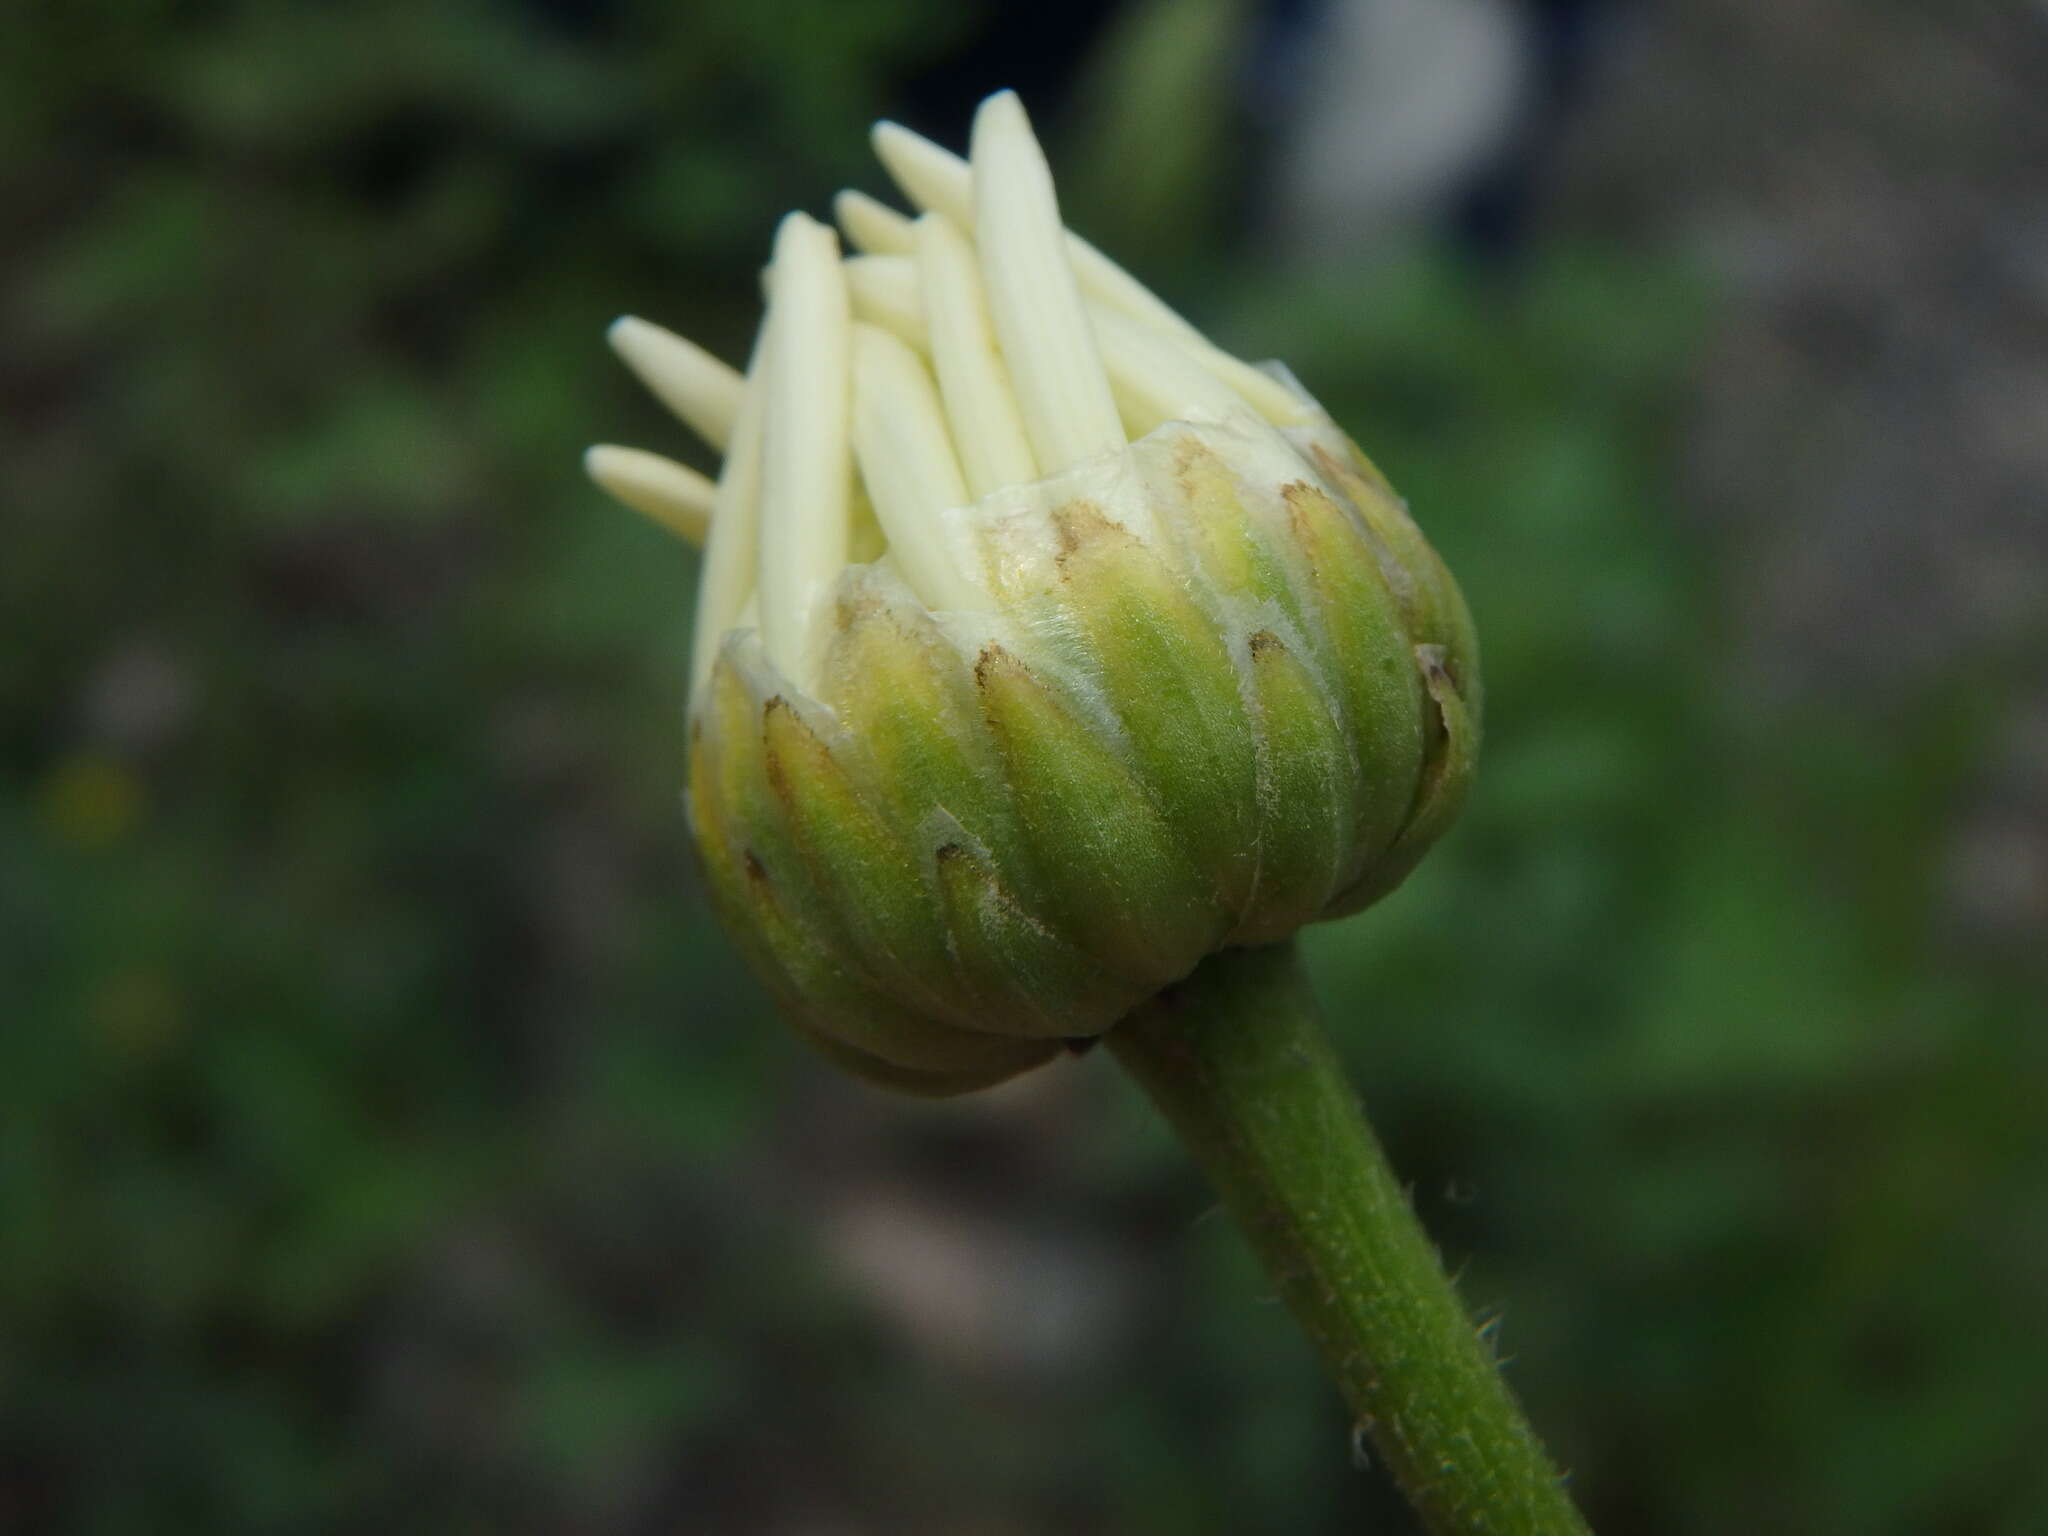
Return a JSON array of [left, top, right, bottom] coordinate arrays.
[[2, 2, 2043, 1534]]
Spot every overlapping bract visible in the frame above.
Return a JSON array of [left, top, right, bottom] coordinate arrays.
[[688, 412, 1477, 1094]]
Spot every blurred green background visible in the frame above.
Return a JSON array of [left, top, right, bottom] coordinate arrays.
[[5, 1, 2045, 1532]]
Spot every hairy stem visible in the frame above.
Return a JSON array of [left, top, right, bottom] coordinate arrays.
[[1109, 941, 1589, 1536]]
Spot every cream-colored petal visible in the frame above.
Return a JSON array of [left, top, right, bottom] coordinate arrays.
[[869, 119, 1309, 426], [873, 117, 1205, 349], [607, 316, 744, 451], [914, 213, 1036, 498], [756, 213, 853, 686], [849, 325, 985, 612], [834, 189, 915, 255], [969, 91, 1123, 473], [1163, 335, 1313, 426], [1087, 305, 1256, 440], [843, 255, 926, 348], [689, 330, 771, 706], [584, 444, 713, 545], [854, 249, 1269, 472]]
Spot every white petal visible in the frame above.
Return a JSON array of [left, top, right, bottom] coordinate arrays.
[[874, 116, 1206, 349], [870, 115, 1310, 426], [689, 328, 771, 707], [849, 325, 984, 612], [914, 213, 1036, 499], [1161, 334, 1314, 426], [607, 316, 744, 451], [969, 91, 1123, 473], [852, 250, 1271, 473], [584, 444, 713, 545], [755, 213, 853, 686], [833, 189, 915, 255], [1086, 305, 1257, 440], [843, 255, 926, 348]]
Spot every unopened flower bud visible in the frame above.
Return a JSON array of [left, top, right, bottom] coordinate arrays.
[[588, 91, 1479, 1094]]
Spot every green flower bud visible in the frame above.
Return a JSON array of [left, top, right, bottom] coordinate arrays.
[[588, 91, 1479, 1094]]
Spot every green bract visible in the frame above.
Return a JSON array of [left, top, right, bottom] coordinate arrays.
[[589, 93, 1479, 1093]]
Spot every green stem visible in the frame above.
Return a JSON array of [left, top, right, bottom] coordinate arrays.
[[1109, 941, 1589, 1536]]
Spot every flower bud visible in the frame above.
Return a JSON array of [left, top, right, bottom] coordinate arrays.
[[588, 91, 1479, 1094]]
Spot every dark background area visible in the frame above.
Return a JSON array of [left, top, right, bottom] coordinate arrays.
[[4, 1, 2045, 1532]]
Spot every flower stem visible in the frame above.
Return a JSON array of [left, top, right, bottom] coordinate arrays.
[[1108, 941, 1590, 1536]]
